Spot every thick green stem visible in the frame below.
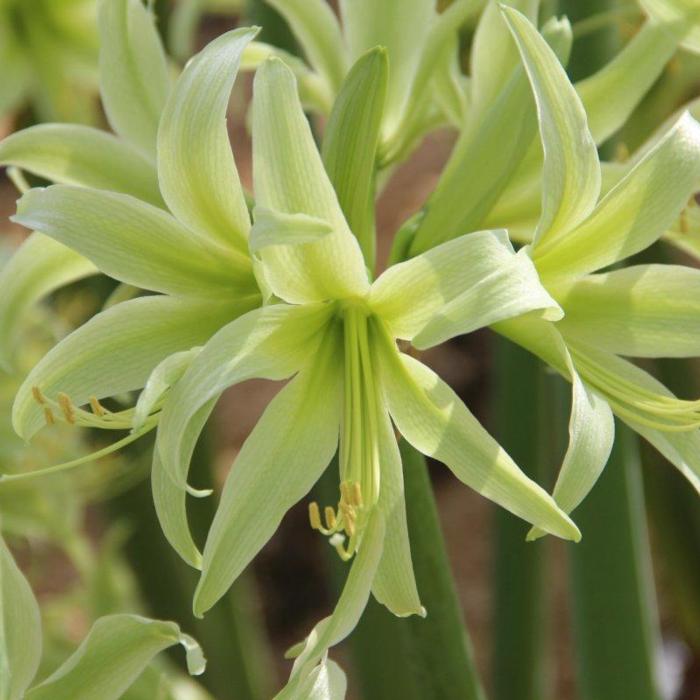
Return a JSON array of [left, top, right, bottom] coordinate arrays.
[[568, 422, 661, 700]]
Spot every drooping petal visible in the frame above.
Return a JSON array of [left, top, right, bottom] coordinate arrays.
[[502, 6, 600, 249], [275, 511, 385, 699], [13, 296, 243, 441], [0, 535, 42, 700], [158, 28, 257, 252], [13, 185, 256, 297], [288, 658, 347, 700], [369, 230, 561, 345], [252, 57, 369, 303], [0, 233, 96, 371], [97, 0, 171, 158], [535, 113, 700, 280], [375, 331, 580, 541], [156, 302, 335, 491], [25, 615, 204, 700], [0, 125, 164, 207], [193, 331, 343, 616], [554, 264, 700, 358]]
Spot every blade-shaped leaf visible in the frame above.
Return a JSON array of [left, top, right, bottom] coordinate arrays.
[[98, 0, 170, 158], [25, 615, 204, 700], [0, 535, 42, 700], [158, 27, 257, 251], [0, 125, 164, 207], [13, 185, 256, 297]]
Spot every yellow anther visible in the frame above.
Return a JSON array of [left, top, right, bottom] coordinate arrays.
[[340, 481, 353, 505], [308, 502, 322, 531], [31, 386, 46, 405], [345, 516, 356, 538], [351, 482, 363, 507], [44, 406, 56, 426], [324, 506, 337, 530], [614, 142, 629, 163], [89, 396, 106, 416], [57, 392, 76, 424]]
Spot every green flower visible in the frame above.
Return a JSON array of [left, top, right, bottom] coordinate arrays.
[[486, 7, 700, 534], [0, 0, 98, 123]]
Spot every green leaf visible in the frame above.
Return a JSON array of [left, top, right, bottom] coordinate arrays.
[[158, 27, 257, 252], [555, 264, 700, 358], [0, 233, 96, 371], [376, 336, 580, 541], [250, 208, 333, 253], [264, 0, 347, 92], [535, 113, 700, 280], [13, 185, 255, 298], [322, 47, 388, 269], [157, 302, 334, 491], [97, 0, 170, 158], [0, 125, 164, 207], [0, 535, 42, 700], [252, 57, 369, 303], [577, 20, 687, 145], [502, 6, 600, 250], [25, 615, 205, 700], [370, 230, 561, 345], [13, 295, 243, 441], [639, 0, 700, 54], [193, 331, 343, 616]]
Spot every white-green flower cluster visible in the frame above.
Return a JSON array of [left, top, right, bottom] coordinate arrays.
[[1, 0, 700, 696]]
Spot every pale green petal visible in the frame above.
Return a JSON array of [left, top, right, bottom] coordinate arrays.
[[158, 28, 257, 251], [289, 658, 347, 700], [535, 113, 700, 280], [502, 6, 600, 249], [0, 233, 96, 371], [0, 535, 42, 700], [376, 335, 580, 540], [0, 125, 164, 207], [554, 264, 700, 358], [157, 303, 334, 491], [25, 615, 204, 700], [322, 47, 388, 268], [193, 333, 343, 616], [370, 230, 561, 344], [13, 185, 255, 297], [13, 296, 242, 441], [639, 0, 700, 54], [371, 406, 424, 618], [276, 511, 385, 699], [577, 20, 686, 145], [252, 58, 369, 303], [265, 0, 347, 93], [250, 208, 333, 254], [339, 0, 434, 139], [98, 0, 171, 158]]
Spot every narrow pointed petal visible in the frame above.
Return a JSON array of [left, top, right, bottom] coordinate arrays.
[[193, 336, 343, 616], [0, 125, 164, 207], [0, 536, 42, 700], [290, 659, 347, 700], [158, 28, 257, 251], [555, 264, 700, 358], [252, 57, 369, 303], [0, 233, 96, 371], [370, 230, 561, 345], [13, 296, 242, 441], [276, 511, 385, 699], [13, 185, 255, 297], [535, 113, 700, 279], [25, 615, 204, 700], [376, 335, 580, 541], [157, 302, 334, 491], [502, 6, 600, 249], [98, 0, 171, 158]]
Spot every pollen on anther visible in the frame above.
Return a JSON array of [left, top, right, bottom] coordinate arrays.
[[308, 502, 322, 531], [324, 506, 337, 530], [57, 392, 76, 424], [31, 386, 46, 405], [89, 396, 106, 416], [351, 482, 363, 507], [44, 406, 56, 426]]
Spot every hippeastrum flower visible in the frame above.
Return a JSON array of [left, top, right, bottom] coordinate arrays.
[[482, 7, 700, 534], [406, 0, 700, 260], [151, 56, 580, 696], [0, 0, 98, 124], [6, 27, 263, 487]]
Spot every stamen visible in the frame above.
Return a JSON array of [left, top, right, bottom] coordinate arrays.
[[44, 406, 56, 426], [57, 393, 76, 424], [32, 386, 46, 405], [324, 506, 337, 530], [89, 396, 106, 416], [308, 502, 323, 531], [351, 481, 363, 507]]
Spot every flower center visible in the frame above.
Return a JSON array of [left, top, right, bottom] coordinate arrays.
[[308, 304, 382, 561]]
